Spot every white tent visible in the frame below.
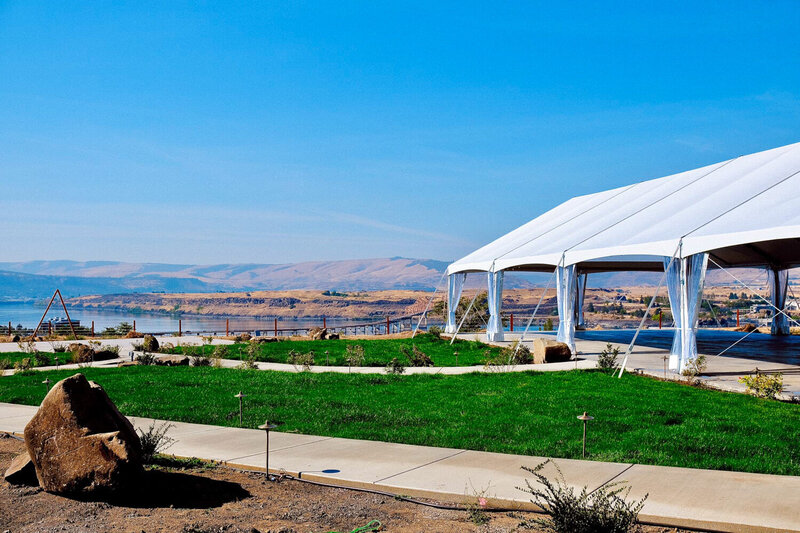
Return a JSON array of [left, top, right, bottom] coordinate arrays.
[[446, 142, 800, 371]]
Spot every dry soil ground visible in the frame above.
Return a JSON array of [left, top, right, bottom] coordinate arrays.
[[1, 436, 688, 533]]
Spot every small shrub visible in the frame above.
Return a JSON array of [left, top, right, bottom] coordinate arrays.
[[131, 341, 145, 352], [345, 344, 365, 369], [138, 421, 176, 463], [681, 354, 707, 384], [500, 341, 532, 365], [101, 344, 121, 356], [52, 343, 67, 353], [400, 345, 433, 367], [739, 371, 783, 399], [519, 459, 647, 533], [245, 341, 261, 360], [0, 358, 10, 370], [14, 358, 32, 371], [427, 325, 443, 339], [137, 352, 156, 366], [191, 353, 212, 367], [385, 357, 406, 375], [288, 350, 315, 371], [543, 318, 554, 331], [33, 351, 51, 367], [212, 344, 229, 359], [238, 355, 258, 370], [598, 343, 620, 372]]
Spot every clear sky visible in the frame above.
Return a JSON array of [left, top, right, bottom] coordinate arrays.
[[1, 1, 799, 265]]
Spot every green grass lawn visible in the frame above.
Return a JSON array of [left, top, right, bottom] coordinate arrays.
[[166, 333, 502, 367], [2, 366, 800, 476]]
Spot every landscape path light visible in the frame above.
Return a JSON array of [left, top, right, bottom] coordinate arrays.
[[325, 350, 329, 366], [662, 355, 669, 380], [577, 411, 594, 458], [42, 378, 51, 392], [259, 420, 279, 480], [234, 392, 246, 427]]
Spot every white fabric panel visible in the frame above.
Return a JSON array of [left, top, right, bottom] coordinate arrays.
[[575, 273, 587, 328], [445, 273, 467, 334], [486, 270, 504, 341], [448, 141, 800, 274], [678, 254, 708, 373], [769, 268, 790, 336], [556, 265, 577, 354], [663, 258, 682, 370]]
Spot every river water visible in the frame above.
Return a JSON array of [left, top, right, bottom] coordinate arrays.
[[0, 302, 385, 335]]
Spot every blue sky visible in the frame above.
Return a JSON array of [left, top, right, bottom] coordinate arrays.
[[1, 1, 799, 265]]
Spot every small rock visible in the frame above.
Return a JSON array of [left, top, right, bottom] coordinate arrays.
[[4, 451, 38, 486]]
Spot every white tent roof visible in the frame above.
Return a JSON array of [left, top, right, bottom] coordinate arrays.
[[449, 141, 800, 275]]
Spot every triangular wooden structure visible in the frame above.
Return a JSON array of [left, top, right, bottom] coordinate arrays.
[[31, 289, 77, 340]]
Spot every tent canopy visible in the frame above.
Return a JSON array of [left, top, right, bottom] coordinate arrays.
[[448, 142, 800, 275]]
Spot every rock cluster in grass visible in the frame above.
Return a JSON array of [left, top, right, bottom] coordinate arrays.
[[4, 373, 144, 496], [308, 327, 340, 340], [67, 343, 119, 363]]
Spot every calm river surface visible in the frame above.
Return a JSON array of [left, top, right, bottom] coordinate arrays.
[[0, 302, 380, 334]]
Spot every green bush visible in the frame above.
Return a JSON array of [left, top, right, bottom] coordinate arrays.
[[739, 372, 783, 399], [597, 343, 620, 373], [288, 350, 315, 371], [400, 345, 433, 367], [385, 357, 406, 375], [519, 459, 647, 533]]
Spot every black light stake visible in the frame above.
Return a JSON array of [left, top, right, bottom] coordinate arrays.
[[577, 411, 594, 458], [259, 420, 278, 480], [42, 378, 52, 392], [234, 392, 246, 427]]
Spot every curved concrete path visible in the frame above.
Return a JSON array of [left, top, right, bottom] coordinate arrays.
[[2, 402, 799, 532]]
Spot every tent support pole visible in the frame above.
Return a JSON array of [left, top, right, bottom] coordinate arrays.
[[617, 244, 681, 378], [411, 270, 447, 338], [514, 267, 558, 354], [708, 258, 800, 329]]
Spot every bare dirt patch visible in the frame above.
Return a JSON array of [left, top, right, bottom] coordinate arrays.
[[1, 436, 688, 533]]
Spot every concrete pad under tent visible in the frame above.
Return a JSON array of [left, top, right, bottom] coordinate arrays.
[[444, 141, 800, 375], [457, 331, 800, 399]]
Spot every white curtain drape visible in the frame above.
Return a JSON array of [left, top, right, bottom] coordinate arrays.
[[769, 268, 790, 336], [556, 264, 577, 354], [574, 273, 587, 329], [664, 257, 682, 370], [665, 253, 708, 373], [445, 273, 467, 334], [486, 270, 505, 342]]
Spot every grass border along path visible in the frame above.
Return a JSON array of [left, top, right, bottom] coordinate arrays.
[[3, 366, 800, 476]]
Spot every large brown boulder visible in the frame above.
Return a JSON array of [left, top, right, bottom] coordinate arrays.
[[532, 338, 572, 364], [24, 373, 143, 495], [309, 327, 327, 340], [4, 450, 38, 486], [735, 323, 757, 333]]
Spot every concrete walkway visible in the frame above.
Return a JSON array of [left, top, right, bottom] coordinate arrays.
[[2, 402, 799, 532]]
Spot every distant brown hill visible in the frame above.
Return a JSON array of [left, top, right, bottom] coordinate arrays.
[[0, 259, 793, 301]]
